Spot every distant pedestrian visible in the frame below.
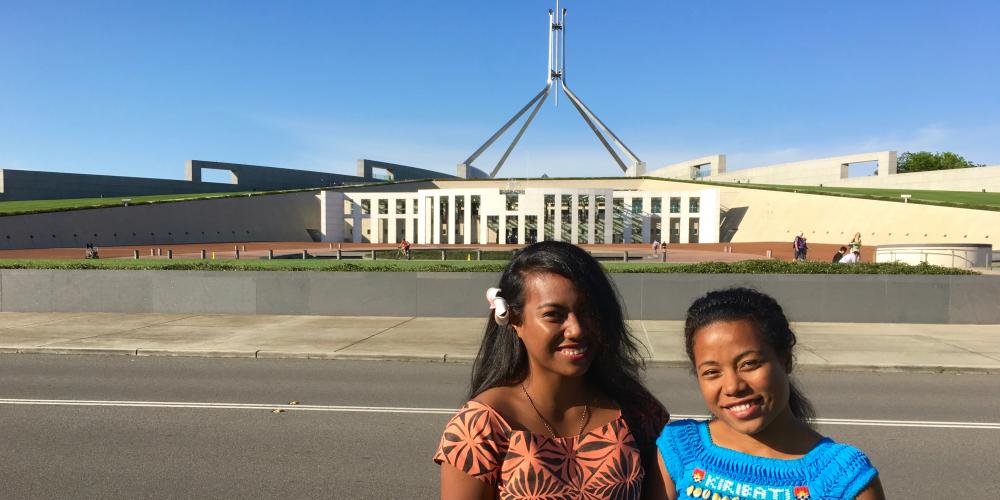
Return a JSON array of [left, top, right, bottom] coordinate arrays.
[[840, 250, 859, 264], [651, 240, 660, 255], [397, 238, 411, 260], [849, 232, 862, 255], [832, 246, 847, 263], [793, 232, 808, 261]]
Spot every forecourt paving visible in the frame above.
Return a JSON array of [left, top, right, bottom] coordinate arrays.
[[1, 312, 998, 372]]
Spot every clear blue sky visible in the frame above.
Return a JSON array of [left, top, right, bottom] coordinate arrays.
[[2, 0, 998, 181]]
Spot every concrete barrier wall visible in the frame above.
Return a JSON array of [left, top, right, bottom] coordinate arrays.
[[0, 168, 248, 202], [0, 192, 320, 249], [649, 151, 1000, 192], [834, 164, 1000, 192], [699, 184, 1000, 246], [2, 270, 997, 324]]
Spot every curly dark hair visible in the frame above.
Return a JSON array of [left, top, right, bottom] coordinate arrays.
[[468, 241, 664, 456], [683, 287, 816, 423]]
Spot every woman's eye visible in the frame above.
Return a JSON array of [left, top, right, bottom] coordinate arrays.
[[701, 369, 720, 378], [740, 360, 762, 369]]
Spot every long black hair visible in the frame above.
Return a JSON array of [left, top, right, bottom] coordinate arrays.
[[683, 287, 815, 423], [468, 241, 664, 454]]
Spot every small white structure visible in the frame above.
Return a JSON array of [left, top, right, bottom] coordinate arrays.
[[319, 186, 719, 245], [875, 243, 993, 269]]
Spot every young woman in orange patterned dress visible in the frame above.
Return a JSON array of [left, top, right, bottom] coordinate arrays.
[[434, 241, 669, 499]]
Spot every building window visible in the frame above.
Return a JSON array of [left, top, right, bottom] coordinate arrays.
[[506, 215, 519, 244], [455, 196, 465, 241], [506, 193, 519, 211], [487, 216, 499, 244], [439, 198, 449, 242], [689, 218, 700, 243], [631, 199, 643, 243], [525, 215, 537, 244], [578, 195, 590, 244], [470, 195, 481, 244], [689, 197, 700, 214], [361, 199, 370, 215], [612, 198, 625, 243], [378, 199, 388, 215], [396, 199, 405, 215], [595, 195, 606, 244], [544, 194, 555, 241], [669, 218, 681, 244], [669, 197, 681, 214], [561, 195, 572, 242], [651, 197, 662, 214], [631, 198, 643, 215]]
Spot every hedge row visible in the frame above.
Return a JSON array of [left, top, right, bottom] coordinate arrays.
[[0, 259, 977, 274]]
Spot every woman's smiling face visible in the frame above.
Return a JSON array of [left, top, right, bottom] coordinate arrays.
[[513, 272, 597, 378], [691, 319, 792, 436]]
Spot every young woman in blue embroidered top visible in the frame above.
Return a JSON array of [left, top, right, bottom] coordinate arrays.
[[648, 288, 885, 500]]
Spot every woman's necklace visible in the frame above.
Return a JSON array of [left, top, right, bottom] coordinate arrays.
[[520, 382, 591, 438]]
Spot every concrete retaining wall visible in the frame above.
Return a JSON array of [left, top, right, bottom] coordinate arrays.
[[0, 192, 320, 249], [0, 168, 248, 202], [1, 270, 997, 324]]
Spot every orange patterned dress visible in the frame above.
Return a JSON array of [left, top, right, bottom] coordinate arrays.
[[434, 400, 668, 499]]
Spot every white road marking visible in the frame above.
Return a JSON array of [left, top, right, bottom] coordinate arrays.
[[1, 399, 998, 429]]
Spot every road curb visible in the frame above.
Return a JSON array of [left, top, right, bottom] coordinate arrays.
[[256, 351, 476, 363], [0, 347, 995, 374], [795, 362, 997, 375], [17, 347, 137, 356], [136, 349, 257, 358]]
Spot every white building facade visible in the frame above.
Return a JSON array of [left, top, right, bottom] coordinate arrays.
[[319, 186, 720, 245]]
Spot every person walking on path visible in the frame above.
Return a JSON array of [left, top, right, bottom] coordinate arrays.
[[792, 232, 808, 261], [647, 288, 886, 500], [435, 241, 669, 499]]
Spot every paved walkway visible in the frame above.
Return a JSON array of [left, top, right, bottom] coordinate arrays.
[[1, 312, 998, 373]]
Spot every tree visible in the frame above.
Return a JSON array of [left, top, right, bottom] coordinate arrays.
[[896, 151, 984, 173]]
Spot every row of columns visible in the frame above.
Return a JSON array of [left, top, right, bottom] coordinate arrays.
[[327, 191, 704, 245]]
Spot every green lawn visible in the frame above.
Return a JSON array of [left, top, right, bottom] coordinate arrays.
[[0, 191, 266, 216], [0, 178, 417, 216], [0, 258, 974, 274], [6, 176, 999, 216], [671, 178, 1000, 211], [754, 184, 1000, 207]]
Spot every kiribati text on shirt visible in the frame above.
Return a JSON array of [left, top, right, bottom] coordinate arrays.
[[686, 470, 810, 500]]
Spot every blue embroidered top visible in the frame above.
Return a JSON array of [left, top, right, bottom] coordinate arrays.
[[656, 420, 877, 500]]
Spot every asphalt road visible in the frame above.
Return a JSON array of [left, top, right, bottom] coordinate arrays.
[[0, 355, 997, 499]]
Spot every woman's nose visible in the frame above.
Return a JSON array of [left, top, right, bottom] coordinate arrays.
[[722, 371, 748, 395], [563, 314, 584, 340]]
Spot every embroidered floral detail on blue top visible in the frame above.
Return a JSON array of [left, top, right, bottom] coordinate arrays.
[[656, 420, 877, 500]]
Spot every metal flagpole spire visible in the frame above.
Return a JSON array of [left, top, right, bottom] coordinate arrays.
[[457, 2, 645, 179]]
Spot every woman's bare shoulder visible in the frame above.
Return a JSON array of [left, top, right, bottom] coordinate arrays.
[[472, 386, 518, 410], [470, 386, 525, 428]]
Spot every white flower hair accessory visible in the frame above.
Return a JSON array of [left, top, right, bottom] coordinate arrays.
[[486, 287, 510, 326]]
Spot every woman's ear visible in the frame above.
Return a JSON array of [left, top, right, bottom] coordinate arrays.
[[511, 315, 524, 338], [781, 352, 793, 374]]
